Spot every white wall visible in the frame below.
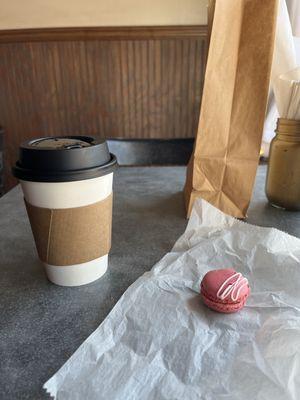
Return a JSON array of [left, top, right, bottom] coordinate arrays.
[[0, 0, 208, 30]]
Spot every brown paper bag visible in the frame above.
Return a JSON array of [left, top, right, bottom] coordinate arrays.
[[184, 0, 278, 218]]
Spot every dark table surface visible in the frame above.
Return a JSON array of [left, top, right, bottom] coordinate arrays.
[[1, 165, 299, 400]]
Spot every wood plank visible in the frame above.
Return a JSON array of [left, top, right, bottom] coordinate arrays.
[[0, 26, 207, 43]]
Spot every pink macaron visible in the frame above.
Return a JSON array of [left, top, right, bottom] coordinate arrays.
[[200, 268, 250, 313]]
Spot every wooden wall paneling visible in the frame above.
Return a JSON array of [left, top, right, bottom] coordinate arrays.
[[0, 26, 207, 191]]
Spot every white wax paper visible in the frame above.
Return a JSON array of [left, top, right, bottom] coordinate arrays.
[[263, 0, 297, 147], [44, 199, 300, 400]]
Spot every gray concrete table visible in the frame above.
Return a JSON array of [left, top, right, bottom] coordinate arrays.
[[1, 165, 299, 400]]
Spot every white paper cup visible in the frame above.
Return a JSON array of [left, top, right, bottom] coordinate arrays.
[[21, 174, 113, 286], [13, 136, 117, 287]]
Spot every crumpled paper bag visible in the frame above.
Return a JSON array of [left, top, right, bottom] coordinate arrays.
[[44, 199, 300, 400]]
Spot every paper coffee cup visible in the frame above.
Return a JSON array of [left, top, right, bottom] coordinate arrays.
[[12, 136, 117, 287]]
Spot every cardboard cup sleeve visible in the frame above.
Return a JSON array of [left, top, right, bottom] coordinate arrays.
[[25, 194, 113, 266]]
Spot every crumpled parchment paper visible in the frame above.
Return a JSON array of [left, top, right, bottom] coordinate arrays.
[[44, 199, 300, 400]]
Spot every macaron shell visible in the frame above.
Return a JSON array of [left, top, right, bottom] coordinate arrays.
[[201, 268, 249, 302], [201, 289, 249, 313]]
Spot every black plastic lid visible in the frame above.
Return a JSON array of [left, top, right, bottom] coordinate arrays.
[[12, 136, 118, 182]]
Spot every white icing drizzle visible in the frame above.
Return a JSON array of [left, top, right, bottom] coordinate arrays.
[[216, 272, 248, 302]]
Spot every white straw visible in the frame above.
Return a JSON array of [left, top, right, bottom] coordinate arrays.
[[274, 67, 300, 119], [285, 80, 300, 119]]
